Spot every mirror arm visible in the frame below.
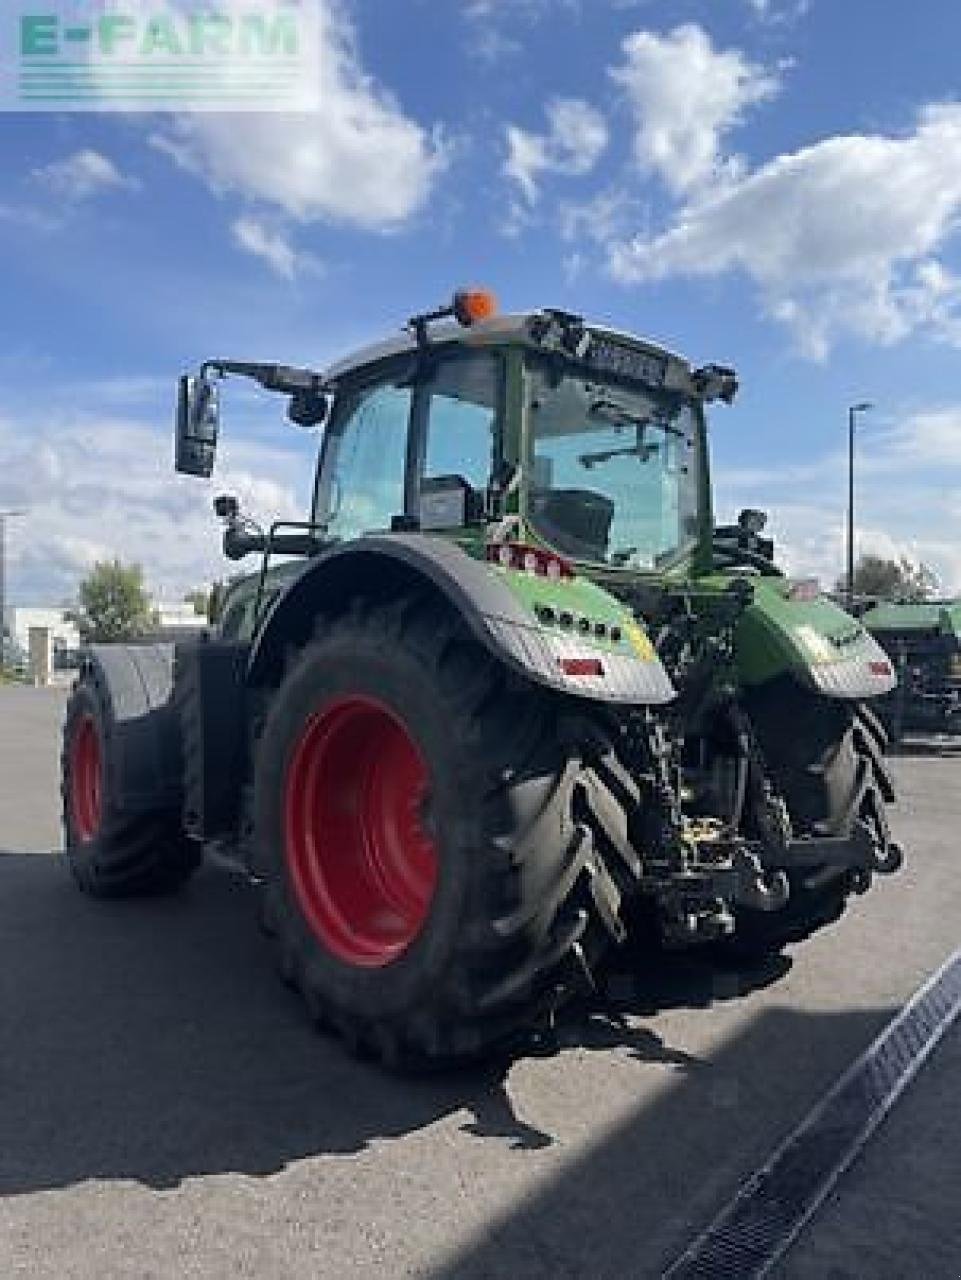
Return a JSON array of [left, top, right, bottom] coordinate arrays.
[[200, 359, 328, 398]]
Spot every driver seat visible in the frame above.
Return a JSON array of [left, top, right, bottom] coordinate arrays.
[[531, 489, 615, 561]]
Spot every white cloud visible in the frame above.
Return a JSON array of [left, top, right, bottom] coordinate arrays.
[[610, 24, 780, 195], [0, 408, 314, 605], [882, 406, 961, 471], [462, 0, 580, 58], [559, 186, 650, 250], [151, 2, 446, 230], [746, 0, 811, 25], [505, 98, 609, 204], [463, 0, 577, 24], [468, 25, 522, 61], [609, 104, 961, 358], [0, 202, 62, 232], [714, 405, 961, 592], [31, 150, 137, 202], [231, 217, 324, 280], [748, 503, 961, 597]]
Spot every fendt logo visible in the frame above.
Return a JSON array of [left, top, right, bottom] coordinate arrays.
[[4, 2, 320, 112]]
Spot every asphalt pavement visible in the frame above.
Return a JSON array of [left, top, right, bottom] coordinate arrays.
[[0, 686, 958, 1278]]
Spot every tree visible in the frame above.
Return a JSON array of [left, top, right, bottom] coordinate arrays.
[[183, 579, 224, 623], [836, 555, 939, 603], [68, 560, 156, 643], [184, 588, 209, 617]]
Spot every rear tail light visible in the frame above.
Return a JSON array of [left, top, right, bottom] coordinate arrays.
[[789, 578, 820, 602], [486, 541, 574, 580]]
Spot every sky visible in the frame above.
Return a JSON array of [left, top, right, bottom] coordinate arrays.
[[1, 0, 961, 605]]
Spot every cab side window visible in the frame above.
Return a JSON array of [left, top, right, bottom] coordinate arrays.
[[420, 354, 501, 496], [322, 380, 413, 542]]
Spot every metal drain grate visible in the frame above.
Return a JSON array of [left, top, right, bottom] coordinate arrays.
[[663, 947, 961, 1279]]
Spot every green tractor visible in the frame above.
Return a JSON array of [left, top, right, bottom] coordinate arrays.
[[860, 599, 961, 741], [61, 290, 903, 1065]]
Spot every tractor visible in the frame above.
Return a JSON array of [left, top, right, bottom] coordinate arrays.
[[61, 290, 903, 1065], [860, 598, 961, 741]]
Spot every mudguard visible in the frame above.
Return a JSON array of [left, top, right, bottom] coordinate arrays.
[[80, 644, 182, 812], [247, 533, 675, 706], [734, 578, 898, 700]]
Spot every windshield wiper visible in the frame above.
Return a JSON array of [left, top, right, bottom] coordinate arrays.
[[579, 442, 659, 468], [589, 396, 685, 438], [581, 402, 662, 467], [589, 397, 651, 428]]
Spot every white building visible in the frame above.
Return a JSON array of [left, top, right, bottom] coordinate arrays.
[[155, 601, 206, 629], [3, 602, 202, 654], [5, 607, 80, 654]]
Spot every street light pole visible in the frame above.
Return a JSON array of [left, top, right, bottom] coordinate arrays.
[[0, 509, 26, 665], [846, 403, 873, 610]]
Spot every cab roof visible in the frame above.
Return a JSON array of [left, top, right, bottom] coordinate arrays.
[[323, 310, 692, 387]]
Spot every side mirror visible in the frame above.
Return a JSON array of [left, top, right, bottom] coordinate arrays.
[[175, 373, 220, 477]]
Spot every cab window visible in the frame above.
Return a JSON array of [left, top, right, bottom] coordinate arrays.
[[321, 378, 413, 541], [419, 353, 501, 499]]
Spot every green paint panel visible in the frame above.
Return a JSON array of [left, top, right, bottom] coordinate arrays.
[[863, 599, 961, 638], [729, 576, 874, 685], [218, 560, 307, 643], [488, 561, 654, 657]]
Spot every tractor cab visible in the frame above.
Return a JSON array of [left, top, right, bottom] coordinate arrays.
[[176, 289, 736, 593]]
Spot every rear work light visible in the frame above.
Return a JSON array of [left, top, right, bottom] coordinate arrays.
[[486, 541, 574, 580]]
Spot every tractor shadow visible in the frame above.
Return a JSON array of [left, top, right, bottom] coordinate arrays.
[[0, 853, 788, 1196]]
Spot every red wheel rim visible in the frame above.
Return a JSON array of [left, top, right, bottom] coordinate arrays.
[[284, 695, 439, 968], [69, 713, 102, 842]]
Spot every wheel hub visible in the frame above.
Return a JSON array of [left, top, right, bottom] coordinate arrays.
[[283, 695, 439, 967], [69, 713, 102, 843]]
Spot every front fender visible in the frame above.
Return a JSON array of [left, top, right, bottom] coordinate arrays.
[[247, 534, 675, 706], [734, 578, 897, 700], [80, 643, 182, 812]]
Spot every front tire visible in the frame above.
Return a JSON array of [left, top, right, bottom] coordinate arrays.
[[62, 672, 199, 896], [729, 680, 896, 958], [254, 596, 636, 1066]]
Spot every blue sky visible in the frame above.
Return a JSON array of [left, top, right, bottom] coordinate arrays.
[[1, 0, 960, 604]]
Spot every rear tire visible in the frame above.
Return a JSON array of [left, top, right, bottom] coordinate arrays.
[[726, 681, 895, 959], [62, 672, 199, 896], [253, 595, 638, 1067]]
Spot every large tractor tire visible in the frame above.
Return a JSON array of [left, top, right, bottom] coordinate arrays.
[[254, 595, 637, 1067], [728, 680, 896, 960], [62, 658, 199, 896]]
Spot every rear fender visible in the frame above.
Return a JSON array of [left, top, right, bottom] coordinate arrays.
[[247, 534, 675, 706]]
